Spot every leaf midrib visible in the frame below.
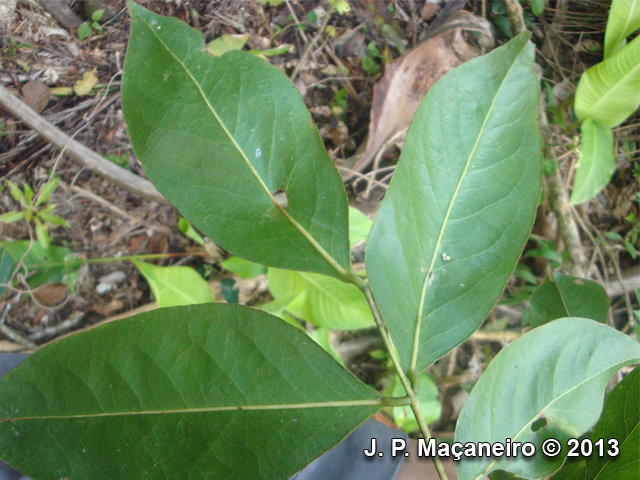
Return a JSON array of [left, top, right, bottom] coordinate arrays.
[[136, 11, 348, 279], [409, 40, 528, 372], [474, 359, 637, 480], [1, 398, 384, 422]]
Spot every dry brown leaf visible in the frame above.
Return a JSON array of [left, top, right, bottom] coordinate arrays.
[[92, 299, 124, 316], [33, 283, 68, 307], [22, 80, 50, 114], [344, 11, 492, 180]]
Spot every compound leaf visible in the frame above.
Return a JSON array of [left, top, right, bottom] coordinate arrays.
[[455, 318, 640, 480], [0, 304, 382, 480], [366, 33, 542, 372], [122, 3, 350, 279], [529, 272, 609, 327]]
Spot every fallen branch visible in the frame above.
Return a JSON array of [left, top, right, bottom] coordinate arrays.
[[0, 84, 169, 205]]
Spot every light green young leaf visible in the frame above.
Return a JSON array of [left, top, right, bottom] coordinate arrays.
[[206, 34, 249, 57], [5, 180, 25, 204], [133, 260, 214, 308], [248, 44, 291, 57], [0, 304, 383, 480], [455, 318, 640, 480], [604, 0, 640, 59], [177, 217, 205, 245], [221, 256, 267, 279], [385, 373, 441, 433], [268, 268, 374, 330], [570, 119, 615, 205], [529, 272, 609, 327], [550, 367, 639, 480], [366, 33, 542, 372], [308, 327, 345, 366], [0, 211, 25, 225], [78, 22, 93, 40], [253, 0, 285, 5], [530, 0, 545, 17], [328, 0, 351, 14], [122, 3, 350, 280], [348, 206, 372, 246], [37, 211, 69, 227], [34, 219, 49, 249], [1, 241, 78, 288], [574, 35, 640, 127], [34, 177, 59, 207]]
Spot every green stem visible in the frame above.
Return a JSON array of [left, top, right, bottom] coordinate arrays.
[[354, 279, 449, 480]]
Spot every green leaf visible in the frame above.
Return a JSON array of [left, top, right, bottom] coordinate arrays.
[[268, 268, 375, 330], [220, 256, 267, 279], [551, 366, 640, 480], [34, 219, 49, 249], [328, 0, 351, 14], [34, 177, 59, 207], [5, 180, 25, 204], [206, 33, 249, 57], [247, 44, 291, 57], [177, 217, 205, 245], [348, 206, 372, 246], [570, 119, 615, 205], [530, 0, 545, 17], [385, 373, 441, 433], [22, 183, 34, 206], [308, 326, 345, 366], [253, 0, 285, 5], [604, 0, 640, 59], [455, 318, 640, 480], [0, 247, 13, 297], [122, 3, 350, 279], [0, 304, 383, 480], [37, 211, 69, 227], [1, 241, 78, 288], [92, 8, 105, 22], [133, 260, 214, 308], [0, 210, 25, 224], [574, 35, 640, 127], [78, 21, 92, 40], [529, 272, 609, 327], [220, 277, 239, 303], [366, 33, 542, 372]]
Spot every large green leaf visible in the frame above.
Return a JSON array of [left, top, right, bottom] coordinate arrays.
[[1, 241, 78, 288], [366, 33, 542, 372], [133, 260, 215, 307], [604, 0, 640, 59], [455, 318, 640, 480], [0, 304, 383, 480], [574, 35, 640, 127], [529, 272, 609, 327], [122, 3, 350, 279], [268, 268, 374, 330], [551, 366, 640, 480], [570, 119, 615, 205]]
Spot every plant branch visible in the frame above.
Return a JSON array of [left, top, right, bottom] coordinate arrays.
[[355, 278, 449, 480]]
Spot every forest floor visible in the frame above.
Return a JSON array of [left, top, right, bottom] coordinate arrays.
[[0, 0, 638, 438]]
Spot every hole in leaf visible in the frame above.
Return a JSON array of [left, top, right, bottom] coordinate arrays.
[[531, 416, 548, 432], [274, 190, 289, 208]]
